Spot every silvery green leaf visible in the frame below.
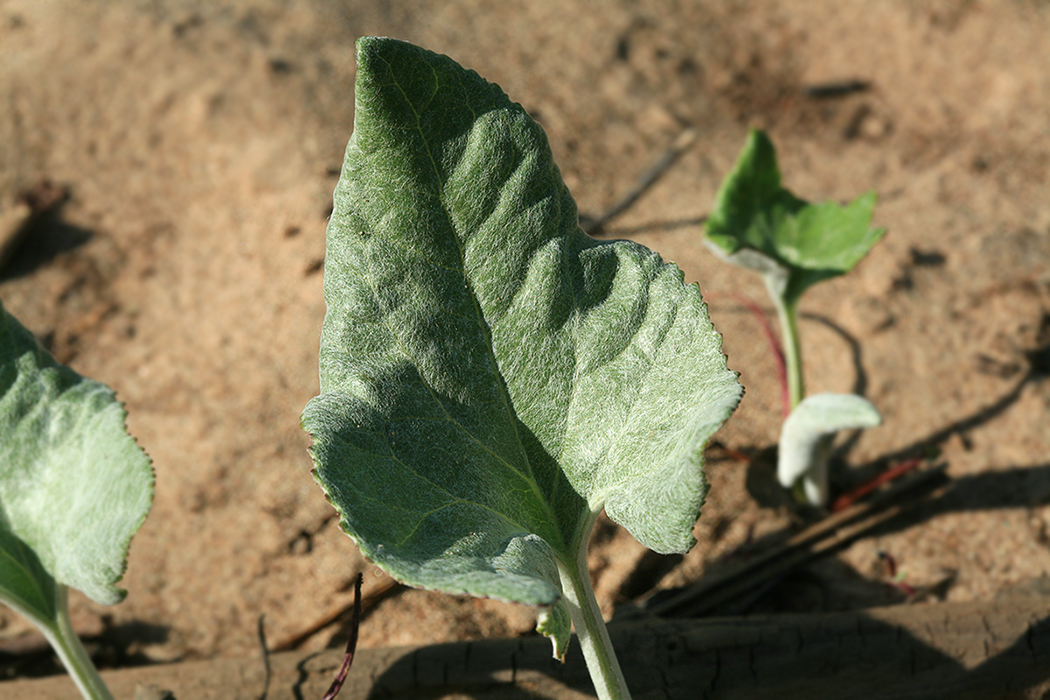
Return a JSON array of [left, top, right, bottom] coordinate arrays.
[[0, 298, 153, 628], [302, 37, 742, 652], [778, 393, 881, 506]]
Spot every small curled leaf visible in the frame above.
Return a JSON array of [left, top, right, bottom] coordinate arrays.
[[778, 393, 881, 506]]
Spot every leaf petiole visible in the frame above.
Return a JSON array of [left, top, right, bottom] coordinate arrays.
[[31, 586, 114, 700], [767, 283, 804, 411], [556, 544, 630, 700]]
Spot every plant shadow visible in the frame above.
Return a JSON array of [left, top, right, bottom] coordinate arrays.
[[642, 323, 1049, 623], [0, 620, 171, 680], [0, 203, 93, 282], [0, 184, 93, 283]]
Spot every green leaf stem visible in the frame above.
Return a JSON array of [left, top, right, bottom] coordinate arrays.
[[705, 129, 886, 409]]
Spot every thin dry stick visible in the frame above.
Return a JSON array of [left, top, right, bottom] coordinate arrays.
[[321, 573, 363, 700], [831, 457, 923, 512], [273, 616, 338, 653], [272, 575, 399, 652], [256, 615, 271, 700], [647, 464, 949, 618], [582, 127, 698, 234]]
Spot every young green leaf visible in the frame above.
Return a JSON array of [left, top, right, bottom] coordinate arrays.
[[704, 129, 886, 304], [0, 298, 153, 699], [302, 35, 741, 687]]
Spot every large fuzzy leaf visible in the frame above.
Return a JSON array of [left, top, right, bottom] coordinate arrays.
[[302, 37, 741, 626], [0, 299, 153, 627], [705, 129, 885, 303]]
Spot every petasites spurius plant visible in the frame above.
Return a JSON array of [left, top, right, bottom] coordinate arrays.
[[301, 37, 742, 700], [0, 298, 153, 700], [705, 129, 884, 505]]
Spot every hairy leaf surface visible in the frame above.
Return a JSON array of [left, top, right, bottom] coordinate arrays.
[[303, 37, 741, 619], [0, 299, 152, 627]]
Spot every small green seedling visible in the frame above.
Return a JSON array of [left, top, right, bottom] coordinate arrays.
[[705, 129, 885, 505], [302, 37, 742, 700], [0, 298, 153, 700]]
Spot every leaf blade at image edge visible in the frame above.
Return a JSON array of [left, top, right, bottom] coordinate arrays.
[[0, 299, 153, 625]]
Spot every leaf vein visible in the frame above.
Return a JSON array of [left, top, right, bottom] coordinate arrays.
[[383, 60, 563, 543]]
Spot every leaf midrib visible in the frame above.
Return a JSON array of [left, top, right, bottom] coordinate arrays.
[[370, 55, 566, 551], [0, 532, 55, 617]]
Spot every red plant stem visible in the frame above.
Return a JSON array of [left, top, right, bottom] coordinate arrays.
[[704, 290, 790, 417], [708, 440, 752, 463], [321, 573, 363, 700], [877, 551, 916, 596], [831, 458, 923, 512], [878, 550, 898, 577]]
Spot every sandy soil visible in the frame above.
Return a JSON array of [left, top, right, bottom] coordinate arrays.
[[2, 0, 1050, 680]]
